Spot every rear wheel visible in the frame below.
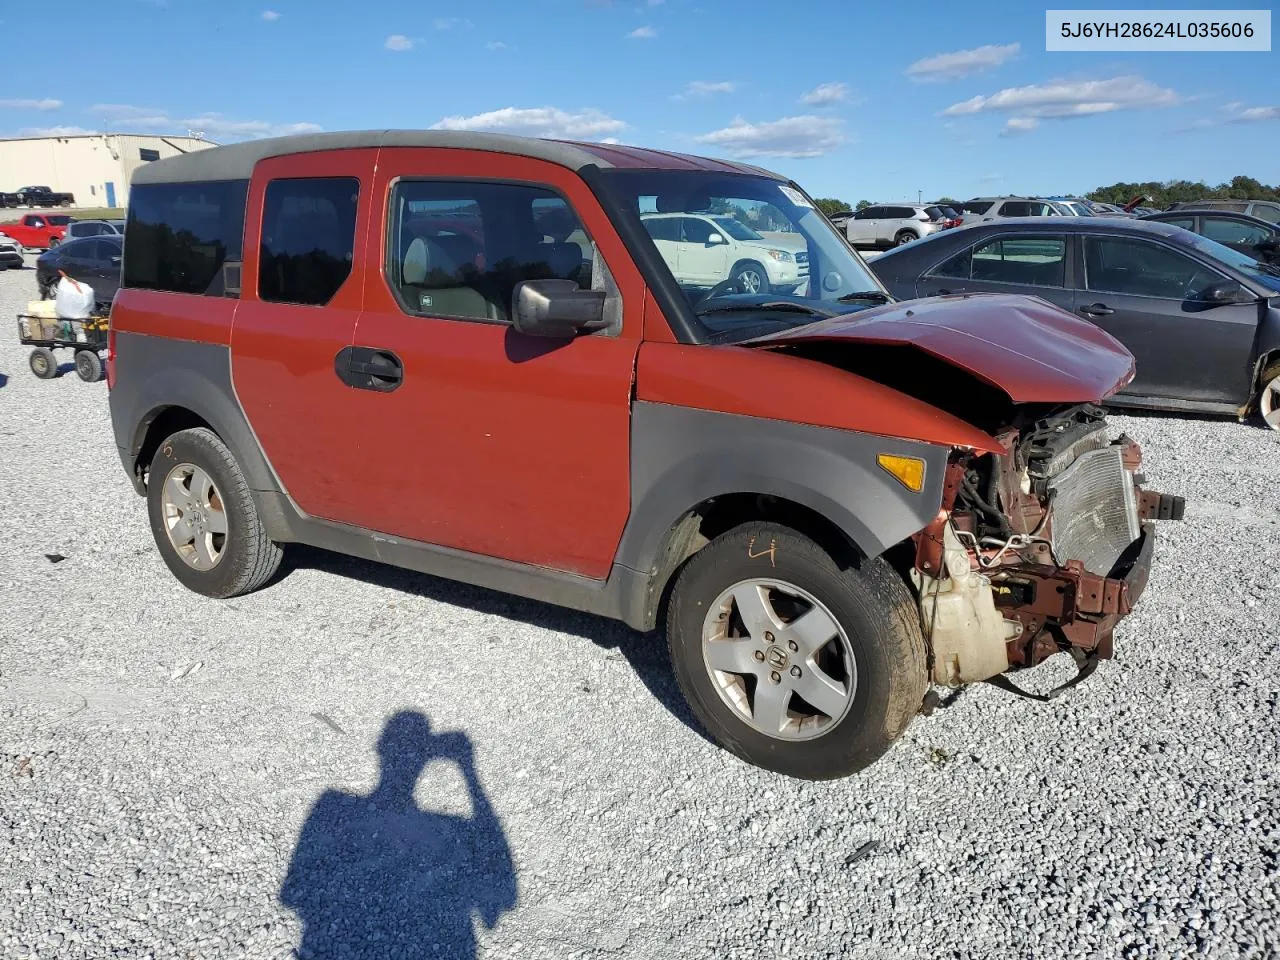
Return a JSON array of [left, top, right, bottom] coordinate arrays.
[[666, 522, 927, 780], [74, 349, 102, 382], [29, 347, 57, 379], [147, 427, 283, 598], [1258, 363, 1280, 431]]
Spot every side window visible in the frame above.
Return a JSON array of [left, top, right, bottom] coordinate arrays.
[[1161, 217, 1197, 231], [1084, 236, 1222, 300], [388, 180, 603, 325], [123, 180, 248, 297], [30, 216, 46, 228], [891, 206, 916, 219], [139, 148, 161, 162], [642, 217, 678, 242], [998, 201, 1037, 218], [259, 177, 359, 306], [962, 201, 992, 215], [1202, 218, 1270, 245], [856, 206, 881, 219], [681, 217, 714, 244], [931, 246, 973, 279], [971, 237, 1066, 286], [1252, 206, 1280, 224]]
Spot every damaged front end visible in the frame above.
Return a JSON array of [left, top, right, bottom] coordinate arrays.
[[909, 404, 1184, 699]]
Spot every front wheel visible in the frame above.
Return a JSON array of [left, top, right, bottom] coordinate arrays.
[[730, 261, 768, 296], [894, 230, 917, 246], [147, 427, 283, 598], [47, 237, 59, 248], [666, 523, 927, 780], [1257, 363, 1280, 431]]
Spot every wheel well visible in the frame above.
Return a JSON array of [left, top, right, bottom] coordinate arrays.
[[731, 258, 765, 274], [642, 493, 869, 633], [134, 407, 214, 486], [1256, 350, 1280, 386]]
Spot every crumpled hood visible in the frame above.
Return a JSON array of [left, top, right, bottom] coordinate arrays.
[[746, 293, 1136, 404]]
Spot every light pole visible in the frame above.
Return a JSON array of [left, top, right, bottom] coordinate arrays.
[[917, 189, 922, 204]]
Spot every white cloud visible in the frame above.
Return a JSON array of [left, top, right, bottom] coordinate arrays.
[[1234, 105, 1280, 122], [17, 125, 93, 137], [1000, 117, 1039, 136], [628, 25, 657, 38], [907, 43, 1019, 81], [261, 9, 280, 20], [87, 104, 170, 129], [0, 98, 63, 111], [433, 17, 471, 29], [486, 41, 509, 50], [675, 80, 735, 99], [943, 75, 1178, 119], [432, 106, 627, 139], [385, 34, 417, 51], [799, 82, 848, 106], [179, 114, 322, 140], [600, 137, 622, 144], [697, 115, 845, 158]]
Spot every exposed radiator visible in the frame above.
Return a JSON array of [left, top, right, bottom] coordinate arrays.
[[1047, 446, 1141, 576]]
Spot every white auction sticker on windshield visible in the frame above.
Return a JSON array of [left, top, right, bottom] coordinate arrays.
[[779, 186, 813, 208]]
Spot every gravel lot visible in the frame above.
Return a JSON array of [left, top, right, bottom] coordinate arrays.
[[2, 255, 1278, 960]]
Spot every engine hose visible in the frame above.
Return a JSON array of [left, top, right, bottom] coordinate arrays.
[[961, 475, 1013, 538]]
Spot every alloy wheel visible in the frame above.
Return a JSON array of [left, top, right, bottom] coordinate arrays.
[[160, 463, 229, 570], [1261, 373, 1280, 431], [700, 578, 856, 741]]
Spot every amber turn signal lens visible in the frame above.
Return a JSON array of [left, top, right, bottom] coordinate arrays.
[[877, 454, 926, 492]]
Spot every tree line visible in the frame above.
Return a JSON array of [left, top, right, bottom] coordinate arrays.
[[812, 176, 1276, 216]]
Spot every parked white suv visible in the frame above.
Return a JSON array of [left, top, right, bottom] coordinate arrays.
[[844, 204, 946, 249], [640, 213, 809, 294]]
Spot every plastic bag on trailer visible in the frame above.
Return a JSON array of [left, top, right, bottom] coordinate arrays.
[[55, 275, 94, 320]]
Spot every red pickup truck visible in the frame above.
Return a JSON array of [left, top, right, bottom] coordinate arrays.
[[0, 213, 72, 251]]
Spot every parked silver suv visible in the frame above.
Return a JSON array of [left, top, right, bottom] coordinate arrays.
[[844, 204, 946, 248], [1168, 199, 1280, 224], [958, 196, 1059, 226]]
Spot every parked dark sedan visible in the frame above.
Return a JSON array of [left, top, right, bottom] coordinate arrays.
[[1140, 210, 1279, 264], [868, 218, 1280, 427], [35, 235, 123, 305]]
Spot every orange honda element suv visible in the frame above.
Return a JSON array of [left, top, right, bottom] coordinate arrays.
[[108, 132, 1183, 779]]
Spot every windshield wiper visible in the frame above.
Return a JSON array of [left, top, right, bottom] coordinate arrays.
[[835, 290, 891, 303], [697, 300, 833, 317]]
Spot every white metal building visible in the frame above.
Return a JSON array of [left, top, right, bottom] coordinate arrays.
[[0, 133, 217, 208]]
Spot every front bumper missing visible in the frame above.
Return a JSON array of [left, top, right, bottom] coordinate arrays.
[[990, 520, 1160, 670]]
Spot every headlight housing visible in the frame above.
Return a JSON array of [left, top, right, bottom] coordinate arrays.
[[766, 249, 794, 262]]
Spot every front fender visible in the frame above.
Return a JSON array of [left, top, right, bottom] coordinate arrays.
[[615, 401, 950, 578]]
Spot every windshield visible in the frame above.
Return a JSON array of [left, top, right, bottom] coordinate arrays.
[[712, 217, 764, 241], [599, 170, 887, 342], [1180, 231, 1280, 292], [1063, 201, 1095, 217]]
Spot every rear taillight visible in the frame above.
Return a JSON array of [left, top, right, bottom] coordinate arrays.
[[106, 325, 115, 389]]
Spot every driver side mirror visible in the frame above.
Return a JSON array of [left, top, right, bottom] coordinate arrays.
[[512, 279, 607, 338], [705, 233, 725, 245], [1201, 280, 1252, 304]]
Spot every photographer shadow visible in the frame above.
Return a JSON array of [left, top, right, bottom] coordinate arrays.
[[281, 711, 516, 959]]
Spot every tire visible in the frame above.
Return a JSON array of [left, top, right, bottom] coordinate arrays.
[[730, 260, 769, 295], [894, 230, 918, 246], [74, 349, 102, 382], [29, 347, 58, 379], [666, 522, 927, 780], [1257, 361, 1280, 431], [47, 237, 59, 248], [146, 427, 283, 598]]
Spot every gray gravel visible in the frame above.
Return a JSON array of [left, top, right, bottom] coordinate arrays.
[[1, 254, 1278, 960]]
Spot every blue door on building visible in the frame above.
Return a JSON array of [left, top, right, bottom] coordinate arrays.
[[105, 182, 116, 207]]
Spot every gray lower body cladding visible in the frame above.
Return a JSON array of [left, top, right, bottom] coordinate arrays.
[[109, 333, 950, 631]]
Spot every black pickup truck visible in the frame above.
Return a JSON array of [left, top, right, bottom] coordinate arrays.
[[16, 185, 75, 208]]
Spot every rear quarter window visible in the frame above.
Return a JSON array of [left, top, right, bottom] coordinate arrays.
[[124, 180, 249, 296]]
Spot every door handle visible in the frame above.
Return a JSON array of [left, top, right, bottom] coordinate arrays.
[[335, 346, 403, 392], [1080, 302, 1114, 318]]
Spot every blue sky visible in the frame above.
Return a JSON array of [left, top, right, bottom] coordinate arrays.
[[2, 0, 1276, 201]]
